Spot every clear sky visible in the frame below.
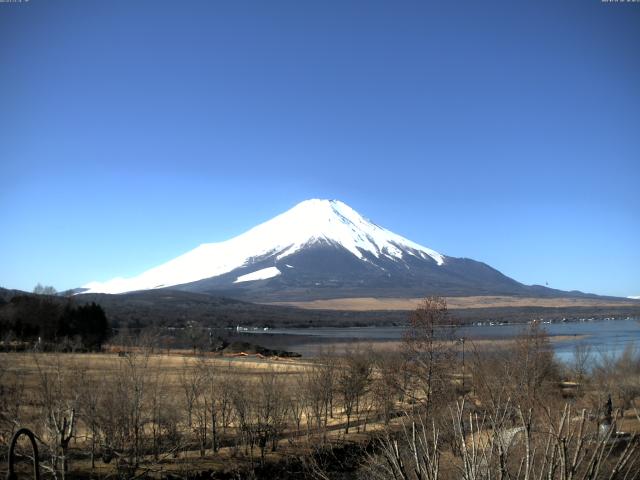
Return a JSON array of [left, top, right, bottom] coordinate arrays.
[[1, 0, 638, 297]]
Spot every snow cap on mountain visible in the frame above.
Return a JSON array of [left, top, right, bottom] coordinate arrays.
[[81, 199, 444, 294]]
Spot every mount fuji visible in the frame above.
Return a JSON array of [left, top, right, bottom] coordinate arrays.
[[80, 199, 578, 301]]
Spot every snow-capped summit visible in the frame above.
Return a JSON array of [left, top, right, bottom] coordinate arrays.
[[244, 199, 445, 265], [82, 199, 444, 295]]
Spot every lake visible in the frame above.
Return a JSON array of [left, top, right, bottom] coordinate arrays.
[[259, 318, 640, 362]]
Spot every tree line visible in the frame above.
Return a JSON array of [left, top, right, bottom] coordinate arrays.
[[0, 286, 110, 351]]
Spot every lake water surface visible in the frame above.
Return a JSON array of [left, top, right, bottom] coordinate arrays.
[[264, 318, 640, 362]]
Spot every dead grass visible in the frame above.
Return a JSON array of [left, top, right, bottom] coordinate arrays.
[[0, 351, 314, 382], [267, 295, 639, 311], [0, 351, 399, 478], [295, 334, 588, 356]]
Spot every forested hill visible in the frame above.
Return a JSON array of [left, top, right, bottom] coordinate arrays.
[[0, 287, 109, 349]]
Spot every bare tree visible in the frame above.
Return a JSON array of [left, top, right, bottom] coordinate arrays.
[[570, 342, 593, 397], [255, 368, 289, 460], [337, 346, 372, 434], [366, 399, 640, 480], [35, 354, 79, 480], [403, 296, 457, 412], [592, 344, 640, 418], [147, 367, 169, 461], [78, 371, 102, 471], [179, 360, 200, 429], [289, 374, 307, 436], [303, 361, 335, 441], [94, 349, 151, 474], [231, 378, 257, 462], [186, 361, 208, 457], [371, 351, 403, 425], [511, 322, 559, 409], [216, 372, 236, 438], [33, 283, 57, 296], [124, 351, 149, 468]]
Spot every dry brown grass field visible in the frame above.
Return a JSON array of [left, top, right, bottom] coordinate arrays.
[[268, 295, 640, 311], [290, 333, 587, 356], [0, 350, 391, 478]]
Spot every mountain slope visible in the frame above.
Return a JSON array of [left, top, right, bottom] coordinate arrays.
[[82, 199, 445, 294], [81, 199, 591, 301]]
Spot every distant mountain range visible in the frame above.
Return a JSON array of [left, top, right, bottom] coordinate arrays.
[[79, 199, 611, 302]]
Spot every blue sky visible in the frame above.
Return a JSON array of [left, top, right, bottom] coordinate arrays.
[[1, 0, 638, 297]]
